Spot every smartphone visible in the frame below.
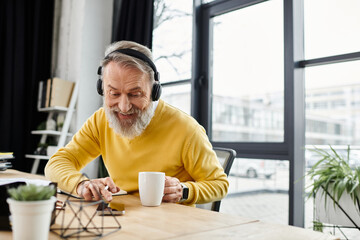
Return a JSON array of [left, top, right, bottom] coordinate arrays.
[[96, 202, 125, 216]]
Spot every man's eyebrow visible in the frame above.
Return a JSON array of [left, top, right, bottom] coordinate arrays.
[[107, 84, 117, 90], [107, 85, 143, 92], [129, 87, 142, 92]]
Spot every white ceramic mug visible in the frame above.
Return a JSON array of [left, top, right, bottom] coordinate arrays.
[[138, 172, 165, 207]]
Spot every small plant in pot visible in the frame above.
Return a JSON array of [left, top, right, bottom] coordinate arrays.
[[7, 184, 56, 240], [306, 145, 360, 229], [57, 122, 64, 132], [34, 143, 48, 155]]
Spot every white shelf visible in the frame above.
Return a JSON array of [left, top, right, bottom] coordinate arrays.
[[29, 83, 78, 174], [31, 130, 72, 136], [25, 154, 50, 160], [38, 106, 69, 112]]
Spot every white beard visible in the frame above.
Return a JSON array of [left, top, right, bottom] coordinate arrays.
[[104, 100, 154, 139]]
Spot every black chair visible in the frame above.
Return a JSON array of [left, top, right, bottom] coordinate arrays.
[[196, 147, 236, 212]]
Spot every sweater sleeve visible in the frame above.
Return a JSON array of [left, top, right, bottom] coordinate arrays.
[[181, 125, 229, 205], [44, 111, 102, 193]]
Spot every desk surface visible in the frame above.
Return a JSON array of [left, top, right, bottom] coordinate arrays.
[[0, 170, 338, 240]]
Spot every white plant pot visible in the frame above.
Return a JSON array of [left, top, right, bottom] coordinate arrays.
[[315, 187, 360, 227], [7, 196, 56, 240]]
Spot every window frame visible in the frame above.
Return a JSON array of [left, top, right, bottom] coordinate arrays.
[[193, 0, 305, 227]]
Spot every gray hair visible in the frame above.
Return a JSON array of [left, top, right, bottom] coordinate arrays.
[[100, 41, 155, 83]]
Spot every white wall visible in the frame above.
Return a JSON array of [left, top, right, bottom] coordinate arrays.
[[55, 0, 114, 178]]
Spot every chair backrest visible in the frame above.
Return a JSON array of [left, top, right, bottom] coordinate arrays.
[[196, 147, 236, 212]]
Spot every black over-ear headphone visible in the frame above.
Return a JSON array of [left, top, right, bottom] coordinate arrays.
[[97, 48, 162, 101]]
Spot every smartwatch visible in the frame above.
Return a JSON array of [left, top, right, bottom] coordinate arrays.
[[179, 183, 189, 202]]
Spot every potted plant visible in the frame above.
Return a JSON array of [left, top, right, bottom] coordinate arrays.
[[34, 143, 48, 155], [7, 184, 56, 240], [57, 122, 64, 132], [307, 145, 360, 228]]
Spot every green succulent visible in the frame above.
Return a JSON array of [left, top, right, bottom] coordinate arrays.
[[312, 221, 324, 232], [306, 145, 360, 210], [7, 184, 56, 201]]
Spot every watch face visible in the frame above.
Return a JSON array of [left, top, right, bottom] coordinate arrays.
[[182, 186, 189, 200]]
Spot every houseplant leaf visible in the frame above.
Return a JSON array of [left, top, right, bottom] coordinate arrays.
[[7, 184, 56, 201]]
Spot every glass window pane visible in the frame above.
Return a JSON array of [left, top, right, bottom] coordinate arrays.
[[210, 0, 284, 142], [305, 61, 360, 146], [152, 0, 193, 83], [221, 159, 289, 225], [304, 0, 360, 59], [161, 84, 191, 115], [305, 61, 360, 238]]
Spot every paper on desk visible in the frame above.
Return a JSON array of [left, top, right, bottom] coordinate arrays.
[[111, 189, 127, 196], [0, 178, 51, 186]]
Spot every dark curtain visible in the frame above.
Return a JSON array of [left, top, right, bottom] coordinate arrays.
[[0, 0, 54, 172], [112, 0, 154, 48]]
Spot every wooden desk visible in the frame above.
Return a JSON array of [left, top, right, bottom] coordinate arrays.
[[0, 170, 338, 240]]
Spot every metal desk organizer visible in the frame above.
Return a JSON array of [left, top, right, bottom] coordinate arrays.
[[50, 175, 121, 239]]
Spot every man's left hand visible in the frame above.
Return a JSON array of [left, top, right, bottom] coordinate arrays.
[[163, 176, 182, 203]]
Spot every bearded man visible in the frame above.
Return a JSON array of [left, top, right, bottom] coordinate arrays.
[[45, 41, 229, 206]]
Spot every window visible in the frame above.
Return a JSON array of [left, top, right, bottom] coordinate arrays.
[[161, 84, 191, 114], [222, 159, 289, 225], [305, 61, 360, 146], [153, 0, 193, 83], [304, 0, 360, 59], [151, 0, 360, 230], [210, 0, 284, 142], [304, 1, 360, 236], [198, 0, 292, 226], [152, 0, 193, 114]]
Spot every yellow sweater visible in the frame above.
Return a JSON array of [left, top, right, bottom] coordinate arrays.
[[45, 100, 229, 205]]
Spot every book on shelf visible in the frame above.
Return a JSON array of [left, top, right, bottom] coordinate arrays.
[[38, 77, 75, 108], [0, 152, 14, 159], [0, 152, 13, 171], [37, 81, 44, 109], [46, 78, 52, 107], [0, 162, 12, 170]]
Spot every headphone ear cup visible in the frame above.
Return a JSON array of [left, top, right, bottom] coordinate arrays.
[[151, 82, 162, 101], [97, 79, 104, 96]]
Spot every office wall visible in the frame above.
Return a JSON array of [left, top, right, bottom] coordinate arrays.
[[54, 0, 114, 178]]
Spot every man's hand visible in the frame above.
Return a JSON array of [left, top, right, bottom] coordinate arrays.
[[76, 177, 120, 202], [163, 176, 182, 203]]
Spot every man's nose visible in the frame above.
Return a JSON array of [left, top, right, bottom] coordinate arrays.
[[117, 95, 132, 113]]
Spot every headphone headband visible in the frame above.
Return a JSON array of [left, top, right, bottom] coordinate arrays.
[[99, 48, 160, 82], [96, 48, 162, 101]]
